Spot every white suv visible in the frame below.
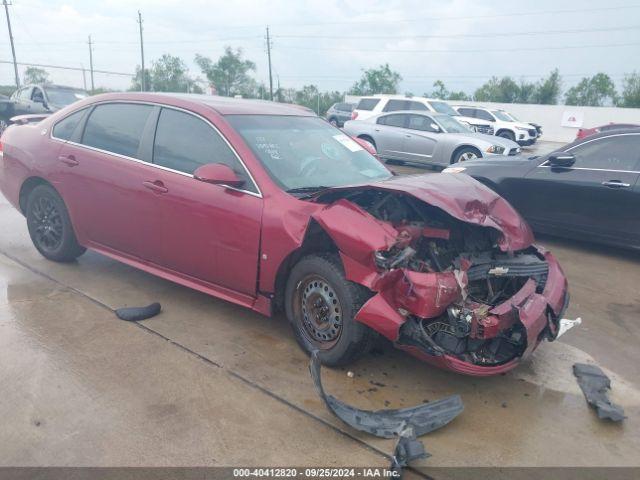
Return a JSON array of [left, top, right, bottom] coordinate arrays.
[[453, 106, 538, 146], [351, 95, 495, 136]]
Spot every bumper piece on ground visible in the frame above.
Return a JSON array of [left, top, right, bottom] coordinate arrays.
[[573, 363, 625, 422], [309, 351, 463, 472]]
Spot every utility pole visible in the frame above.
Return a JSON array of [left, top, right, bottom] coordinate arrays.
[[87, 35, 95, 91], [81, 63, 87, 90], [2, 0, 20, 88], [265, 26, 273, 101], [137, 10, 145, 92]]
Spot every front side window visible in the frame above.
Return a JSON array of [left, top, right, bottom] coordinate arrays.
[[226, 115, 391, 191], [406, 101, 428, 111], [407, 114, 436, 132], [356, 98, 380, 111], [433, 115, 472, 134], [476, 110, 495, 122], [18, 87, 33, 101], [382, 99, 406, 112], [52, 109, 87, 141], [82, 103, 153, 158], [152, 108, 255, 191], [492, 110, 512, 122], [568, 135, 640, 171]]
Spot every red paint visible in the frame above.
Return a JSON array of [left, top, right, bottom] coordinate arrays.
[[0, 93, 569, 376]]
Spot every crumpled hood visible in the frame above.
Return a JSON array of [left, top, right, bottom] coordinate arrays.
[[314, 173, 534, 252]]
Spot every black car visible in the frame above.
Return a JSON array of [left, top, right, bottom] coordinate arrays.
[[443, 129, 640, 249], [325, 102, 355, 127]]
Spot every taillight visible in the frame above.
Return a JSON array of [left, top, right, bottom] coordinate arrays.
[[351, 111, 358, 120], [0, 140, 3, 158]]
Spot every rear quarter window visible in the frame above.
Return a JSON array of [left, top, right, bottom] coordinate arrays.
[[356, 98, 380, 111], [52, 109, 87, 141]]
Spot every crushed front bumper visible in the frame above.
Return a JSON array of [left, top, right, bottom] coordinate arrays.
[[354, 247, 569, 376]]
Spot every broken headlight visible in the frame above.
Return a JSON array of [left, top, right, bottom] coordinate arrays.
[[486, 145, 505, 154]]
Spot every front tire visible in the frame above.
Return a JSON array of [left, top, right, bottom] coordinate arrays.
[[497, 130, 516, 142], [26, 184, 86, 262], [285, 253, 376, 367], [451, 146, 481, 164]]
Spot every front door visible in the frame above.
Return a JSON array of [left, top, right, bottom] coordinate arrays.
[[149, 107, 263, 296], [402, 114, 438, 164], [522, 133, 640, 243]]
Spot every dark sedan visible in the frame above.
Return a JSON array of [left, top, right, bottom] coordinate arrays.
[[443, 129, 640, 249]]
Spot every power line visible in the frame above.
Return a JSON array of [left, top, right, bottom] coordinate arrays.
[[0, 59, 134, 76], [275, 24, 640, 40], [272, 41, 640, 54]]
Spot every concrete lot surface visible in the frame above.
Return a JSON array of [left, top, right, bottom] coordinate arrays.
[[0, 150, 639, 469]]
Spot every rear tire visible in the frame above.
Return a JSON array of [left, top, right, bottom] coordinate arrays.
[[26, 184, 86, 262], [285, 253, 377, 367], [328, 117, 339, 127]]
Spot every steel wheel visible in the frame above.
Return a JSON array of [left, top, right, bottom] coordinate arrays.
[[294, 274, 343, 349], [28, 196, 64, 253]]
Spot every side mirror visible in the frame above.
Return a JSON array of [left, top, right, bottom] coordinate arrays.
[[430, 123, 441, 132], [548, 153, 575, 168], [193, 163, 245, 188]]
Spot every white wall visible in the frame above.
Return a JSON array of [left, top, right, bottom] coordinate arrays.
[[345, 95, 640, 143]]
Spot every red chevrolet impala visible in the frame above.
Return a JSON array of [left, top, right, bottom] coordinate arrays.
[[0, 93, 569, 375]]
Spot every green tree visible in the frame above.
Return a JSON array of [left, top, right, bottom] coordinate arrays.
[[531, 69, 561, 104], [23, 67, 50, 85], [195, 47, 256, 97], [447, 90, 470, 101], [293, 84, 343, 115], [349, 64, 402, 95], [565, 73, 616, 106], [130, 55, 200, 92], [618, 72, 640, 107], [474, 76, 521, 103], [430, 80, 448, 99]]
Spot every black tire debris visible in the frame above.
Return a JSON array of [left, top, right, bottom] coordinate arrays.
[[115, 302, 162, 322]]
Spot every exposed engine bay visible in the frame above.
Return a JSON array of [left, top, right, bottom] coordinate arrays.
[[314, 186, 567, 371]]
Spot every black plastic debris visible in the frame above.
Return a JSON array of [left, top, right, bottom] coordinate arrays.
[[390, 425, 430, 474], [115, 302, 162, 322], [573, 363, 625, 422], [309, 351, 463, 473]]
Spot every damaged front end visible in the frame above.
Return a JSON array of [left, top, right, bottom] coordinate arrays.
[[312, 175, 570, 376]]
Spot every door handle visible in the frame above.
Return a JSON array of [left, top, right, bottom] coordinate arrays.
[[404, 134, 412, 138], [602, 180, 631, 188], [374, 128, 380, 132], [142, 180, 168, 194], [58, 154, 79, 167]]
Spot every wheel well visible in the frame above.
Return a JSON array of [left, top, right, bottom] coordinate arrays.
[[357, 135, 376, 148], [272, 220, 338, 312], [19, 176, 52, 214], [450, 145, 481, 164]]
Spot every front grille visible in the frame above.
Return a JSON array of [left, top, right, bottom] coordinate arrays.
[[476, 125, 494, 135]]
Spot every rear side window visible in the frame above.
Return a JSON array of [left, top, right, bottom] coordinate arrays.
[[377, 114, 406, 127], [456, 107, 475, 117], [82, 103, 153, 158], [356, 98, 380, 111], [153, 108, 255, 191], [52, 109, 87, 141], [383, 100, 406, 112]]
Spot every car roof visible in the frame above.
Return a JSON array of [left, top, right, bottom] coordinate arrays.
[[82, 92, 317, 116]]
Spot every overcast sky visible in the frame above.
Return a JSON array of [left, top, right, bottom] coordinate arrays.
[[2, 0, 640, 95]]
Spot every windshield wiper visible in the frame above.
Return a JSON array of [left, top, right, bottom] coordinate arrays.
[[286, 186, 331, 197]]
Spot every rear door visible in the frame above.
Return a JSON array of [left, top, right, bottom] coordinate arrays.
[[148, 107, 263, 296], [55, 102, 162, 260], [402, 114, 438, 164], [522, 133, 640, 243], [374, 113, 409, 160]]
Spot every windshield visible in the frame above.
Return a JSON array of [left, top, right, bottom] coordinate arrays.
[[45, 88, 88, 106], [503, 111, 519, 121], [226, 115, 391, 191], [428, 101, 458, 116], [434, 115, 472, 134], [491, 110, 512, 122]]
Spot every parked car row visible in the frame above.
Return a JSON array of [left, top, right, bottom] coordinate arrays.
[[0, 84, 89, 134]]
